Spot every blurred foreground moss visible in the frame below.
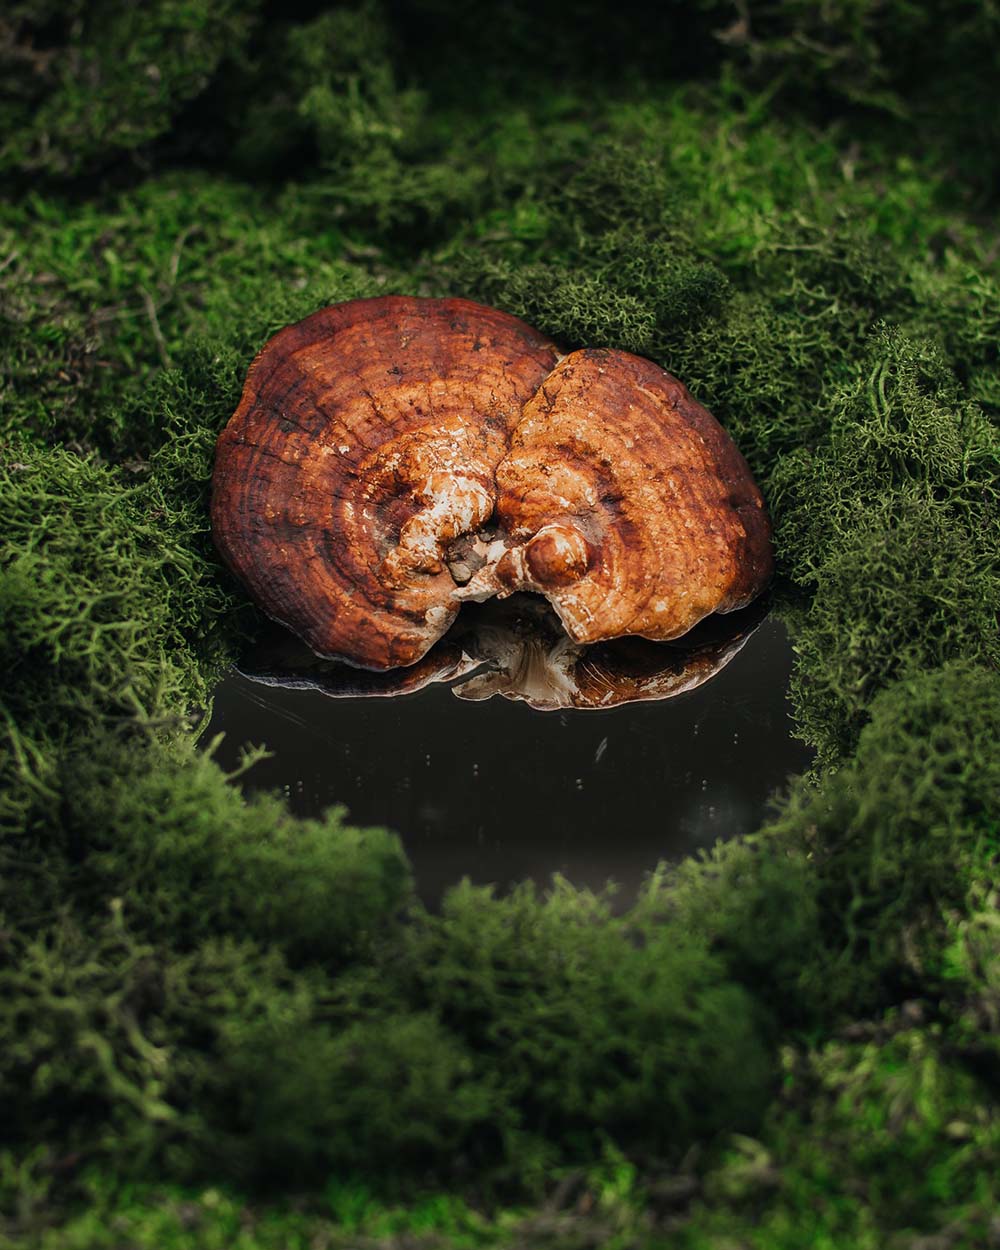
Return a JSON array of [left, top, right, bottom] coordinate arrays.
[[2, 2, 1000, 1246], [6, 991, 1000, 1246]]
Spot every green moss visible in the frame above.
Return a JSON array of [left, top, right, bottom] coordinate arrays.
[[771, 662, 1000, 1016], [6, 1007, 1000, 1246], [701, 0, 1000, 199], [0, 177, 391, 453], [771, 328, 1000, 760], [684, 1019, 1000, 1247], [1, 439, 229, 745], [788, 508, 999, 763], [0, 0, 258, 178], [57, 736, 411, 964], [396, 879, 776, 1178]]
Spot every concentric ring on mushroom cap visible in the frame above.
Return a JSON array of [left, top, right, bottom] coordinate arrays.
[[211, 296, 560, 669]]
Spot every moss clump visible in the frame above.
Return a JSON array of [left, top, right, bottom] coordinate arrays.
[[49, 736, 411, 963], [6, 665, 993, 1203], [0, 0, 258, 178], [701, 0, 1000, 198], [394, 880, 777, 1181], [1, 437, 230, 744], [771, 662, 1000, 1017], [0, 177, 394, 453], [1, 923, 487, 1188], [772, 328, 1000, 760], [687, 1015, 1000, 1246]]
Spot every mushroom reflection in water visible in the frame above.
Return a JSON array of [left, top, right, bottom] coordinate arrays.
[[236, 594, 769, 712]]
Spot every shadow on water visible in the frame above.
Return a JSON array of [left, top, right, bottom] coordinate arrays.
[[203, 599, 813, 910]]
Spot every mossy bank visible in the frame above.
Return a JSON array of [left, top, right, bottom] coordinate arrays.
[[2, 2, 999, 1247]]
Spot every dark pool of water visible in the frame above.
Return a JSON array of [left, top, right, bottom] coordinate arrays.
[[204, 614, 812, 909]]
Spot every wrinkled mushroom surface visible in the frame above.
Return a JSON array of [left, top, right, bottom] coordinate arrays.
[[458, 347, 773, 644], [212, 296, 559, 668], [212, 296, 773, 669]]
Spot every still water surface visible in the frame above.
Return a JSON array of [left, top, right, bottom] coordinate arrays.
[[204, 615, 812, 909]]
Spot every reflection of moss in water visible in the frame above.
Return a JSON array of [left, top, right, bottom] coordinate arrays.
[[2, 0, 1000, 1240]]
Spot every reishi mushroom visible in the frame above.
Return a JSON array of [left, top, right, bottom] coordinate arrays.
[[212, 295, 773, 669]]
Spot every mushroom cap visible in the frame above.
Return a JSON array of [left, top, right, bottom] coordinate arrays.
[[212, 297, 773, 669], [457, 347, 774, 644], [211, 295, 559, 668]]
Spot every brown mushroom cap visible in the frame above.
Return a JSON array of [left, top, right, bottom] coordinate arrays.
[[457, 348, 773, 644], [211, 296, 559, 668], [212, 297, 772, 669]]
